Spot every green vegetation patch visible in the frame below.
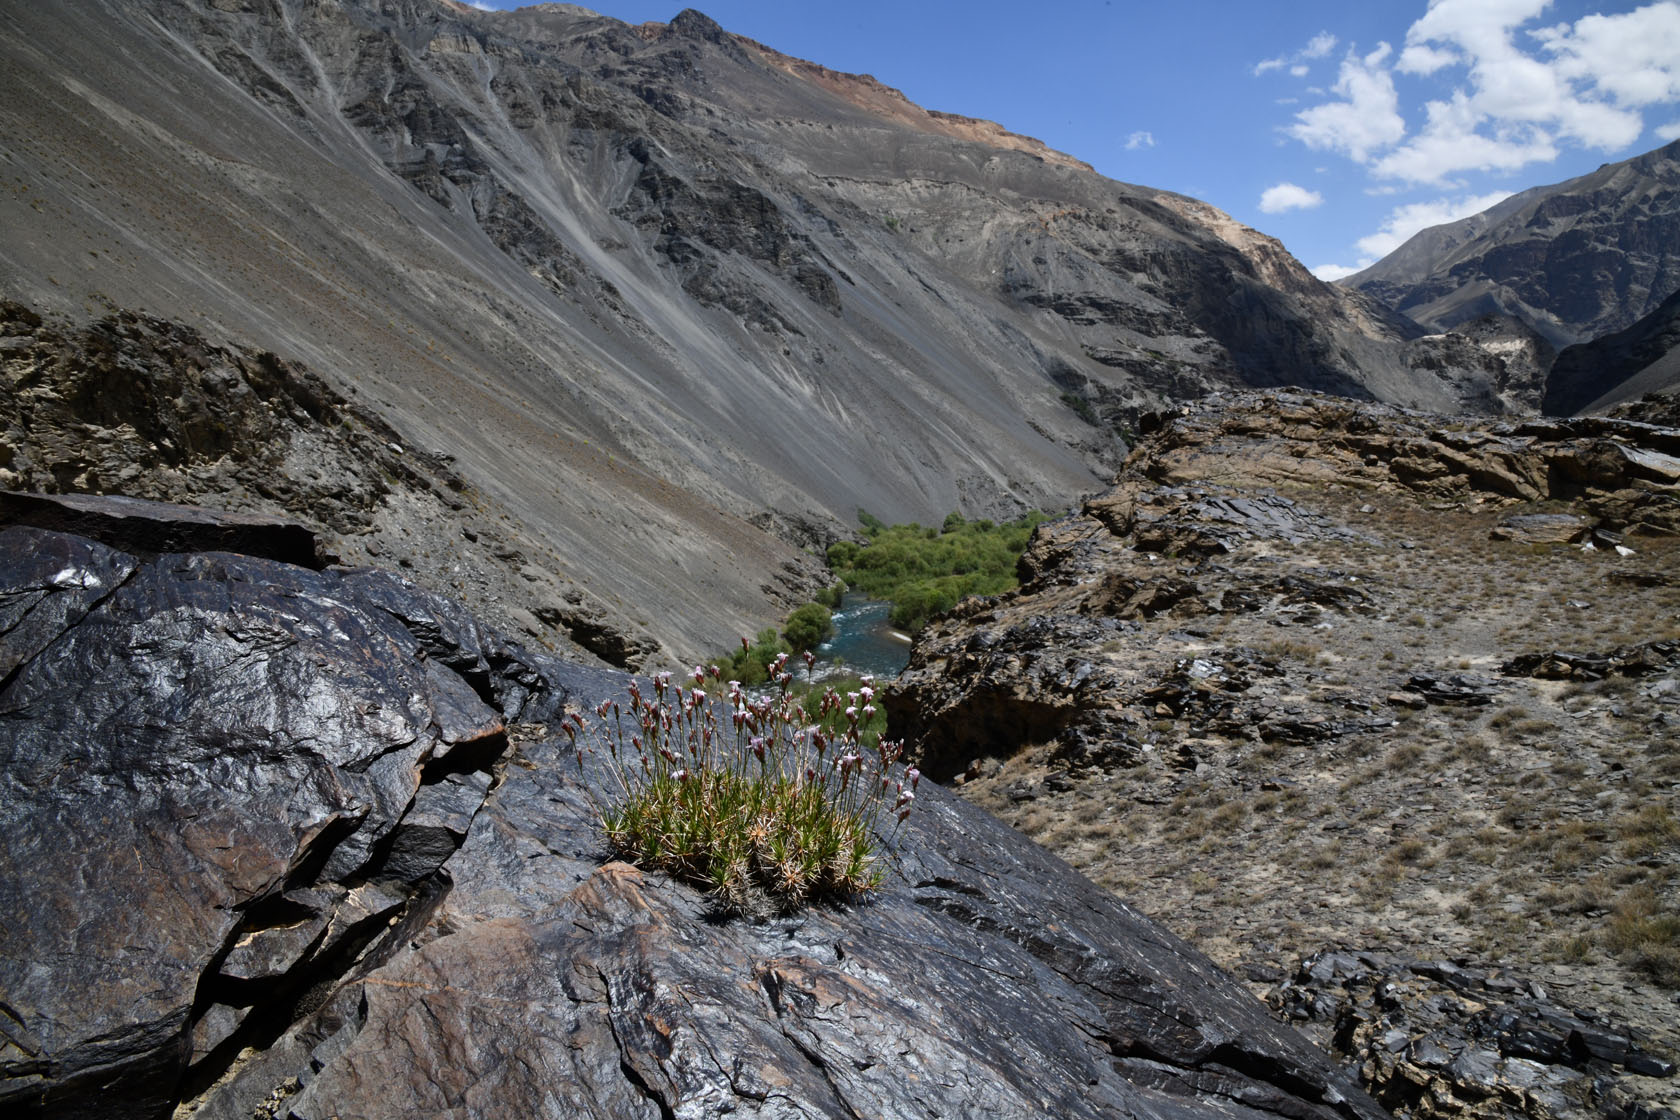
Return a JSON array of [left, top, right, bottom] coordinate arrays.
[[828, 510, 1047, 632], [566, 659, 915, 914]]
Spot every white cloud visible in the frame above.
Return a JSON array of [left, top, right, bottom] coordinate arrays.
[[1259, 182, 1325, 213], [1535, 3, 1680, 107], [1303, 32, 1338, 59], [1255, 31, 1338, 77], [1125, 130, 1156, 150], [1287, 43, 1406, 161], [1353, 191, 1515, 259], [1285, 1, 1680, 185], [1658, 119, 1680, 141], [1311, 263, 1363, 281], [1397, 43, 1459, 75], [1371, 91, 1558, 182]]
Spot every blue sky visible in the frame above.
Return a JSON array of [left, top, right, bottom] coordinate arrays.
[[470, 1, 1680, 279]]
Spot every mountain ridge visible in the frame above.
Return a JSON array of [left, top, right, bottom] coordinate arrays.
[[0, 0, 1512, 658], [1342, 138, 1680, 352]]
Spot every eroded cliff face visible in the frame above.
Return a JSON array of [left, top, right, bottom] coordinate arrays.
[[0, 502, 1386, 1120], [0, 0, 1525, 656], [885, 390, 1680, 1120]]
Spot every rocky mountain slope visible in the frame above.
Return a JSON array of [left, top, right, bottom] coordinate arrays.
[[0, 300, 673, 667], [0, 0, 1517, 658], [1343, 140, 1680, 353], [1546, 286, 1680, 417], [887, 390, 1680, 1119], [0, 498, 1385, 1120]]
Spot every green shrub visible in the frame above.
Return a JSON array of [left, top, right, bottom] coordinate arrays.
[[711, 628, 788, 686], [565, 659, 916, 913], [826, 511, 1047, 632], [783, 602, 834, 652]]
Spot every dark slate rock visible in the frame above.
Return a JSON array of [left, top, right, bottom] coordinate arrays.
[[199, 728, 1388, 1120], [0, 525, 137, 680], [1502, 640, 1680, 681], [1268, 950, 1675, 1120], [1404, 672, 1498, 705], [335, 565, 620, 724], [0, 534, 507, 1117], [2, 522, 1390, 1120], [0, 490, 323, 568]]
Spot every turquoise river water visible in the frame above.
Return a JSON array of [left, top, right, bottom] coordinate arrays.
[[813, 593, 911, 679]]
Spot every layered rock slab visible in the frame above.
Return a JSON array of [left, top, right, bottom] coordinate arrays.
[[200, 727, 1383, 1120], [0, 525, 596, 1117], [0, 516, 1386, 1120]]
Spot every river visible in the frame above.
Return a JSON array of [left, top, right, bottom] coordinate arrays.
[[813, 593, 911, 679]]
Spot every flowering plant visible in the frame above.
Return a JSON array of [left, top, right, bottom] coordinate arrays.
[[563, 650, 917, 913]]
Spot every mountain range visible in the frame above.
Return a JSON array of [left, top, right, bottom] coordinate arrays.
[[1342, 138, 1680, 397], [2, 0, 1678, 654], [0, 0, 1557, 660]]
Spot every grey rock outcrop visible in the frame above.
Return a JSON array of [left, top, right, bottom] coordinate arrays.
[[1270, 952, 1678, 1120], [881, 389, 1680, 1120], [0, 513, 1386, 1120], [888, 390, 1680, 778]]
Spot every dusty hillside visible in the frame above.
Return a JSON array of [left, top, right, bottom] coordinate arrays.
[[0, 0, 1528, 657], [889, 391, 1680, 1118]]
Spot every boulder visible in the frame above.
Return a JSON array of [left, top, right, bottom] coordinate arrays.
[[1489, 512, 1589, 545], [0, 525, 595, 1118]]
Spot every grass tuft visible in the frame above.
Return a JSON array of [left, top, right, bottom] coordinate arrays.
[[566, 653, 914, 914]]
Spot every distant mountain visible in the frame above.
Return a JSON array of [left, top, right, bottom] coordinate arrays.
[[1343, 139, 1680, 350], [0, 0, 1496, 657], [1544, 284, 1680, 415]]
